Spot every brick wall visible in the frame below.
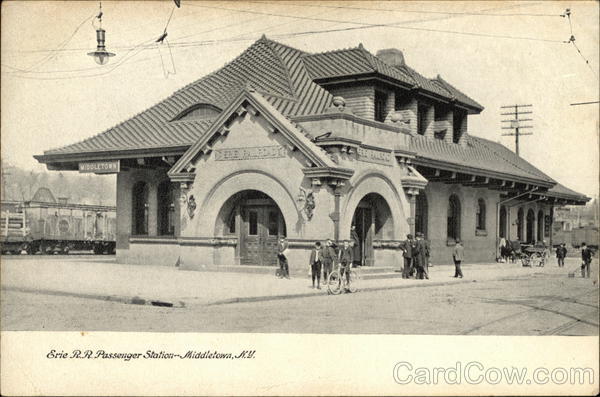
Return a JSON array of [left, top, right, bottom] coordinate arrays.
[[395, 95, 417, 135], [422, 182, 501, 264], [328, 84, 375, 119], [434, 106, 454, 144]]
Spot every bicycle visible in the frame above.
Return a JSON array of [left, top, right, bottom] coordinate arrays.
[[327, 263, 360, 294]]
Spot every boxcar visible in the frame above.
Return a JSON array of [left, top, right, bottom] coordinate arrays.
[[1, 200, 116, 254]]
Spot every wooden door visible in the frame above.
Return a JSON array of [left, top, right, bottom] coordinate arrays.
[[353, 207, 374, 266], [240, 205, 282, 266]]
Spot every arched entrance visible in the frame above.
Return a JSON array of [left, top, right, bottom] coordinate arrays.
[[415, 191, 428, 237], [216, 190, 286, 266], [499, 205, 508, 238], [351, 193, 393, 266], [526, 209, 535, 244], [517, 208, 524, 241]]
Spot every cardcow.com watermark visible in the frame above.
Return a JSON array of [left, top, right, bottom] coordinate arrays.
[[393, 361, 596, 386]]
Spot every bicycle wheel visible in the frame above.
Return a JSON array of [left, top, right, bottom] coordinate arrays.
[[347, 270, 360, 293], [327, 271, 342, 295]]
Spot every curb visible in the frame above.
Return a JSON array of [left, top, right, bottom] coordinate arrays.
[[1, 286, 185, 308], [208, 278, 477, 306]]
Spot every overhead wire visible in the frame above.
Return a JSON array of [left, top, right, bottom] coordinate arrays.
[[184, 2, 566, 43], [244, 0, 562, 18]]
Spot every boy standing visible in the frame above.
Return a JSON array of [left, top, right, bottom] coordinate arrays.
[[277, 237, 290, 279], [322, 239, 337, 283], [338, 240, 354, 291], [453, 239, 464, 278], [309, 241, 323, 289]]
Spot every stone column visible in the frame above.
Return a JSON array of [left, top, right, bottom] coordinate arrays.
[[405, 188, 419, 236]]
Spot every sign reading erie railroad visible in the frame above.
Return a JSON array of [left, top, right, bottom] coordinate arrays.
[[215, 145, 286, 161], [78, 160, 120, 174]]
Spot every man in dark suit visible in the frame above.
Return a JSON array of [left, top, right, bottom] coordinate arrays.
[[277, 237, 290, 279], [401, 234, 414, 279], [351, 225, 361, 266], [415, 232, 429, 280], [322, 239, 337, 283], [309, 241, 323, 289], [338, 240, 354, 291], [581, 242, 593, 278]]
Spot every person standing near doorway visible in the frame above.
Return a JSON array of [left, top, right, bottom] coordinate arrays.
[[556, 243, 567, 267], [351, 225, 361, 266], [414, 233, 428, 279], [401, 234, 413, 279], [322, 239, 336, 283], [453, 239, 464, 278], [581, 242, 593, 278], [277, 237, 290, 279], [309, 241, 323, 289], [338, 240, 354, 291]]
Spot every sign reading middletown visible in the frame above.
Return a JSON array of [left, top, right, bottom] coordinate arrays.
[[78, 160, 120, 174]]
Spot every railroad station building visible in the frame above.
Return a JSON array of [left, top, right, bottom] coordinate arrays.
[[35, 36, 588, 270]]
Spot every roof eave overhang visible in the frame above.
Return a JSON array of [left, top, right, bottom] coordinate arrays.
[[312, 73, 483, 113], [413, 157, 555, 188], [34, 145, 190, 169]]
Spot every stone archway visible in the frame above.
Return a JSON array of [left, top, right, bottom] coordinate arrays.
[[215, 190, 286, 266], [526, 209, 535, 244], [192, 170, 299, 239], [340, 171, 407, 242], [350, 193, 394, 266]]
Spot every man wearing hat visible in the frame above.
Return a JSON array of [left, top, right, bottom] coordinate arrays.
[[401, 234, 414, 279], [415, 232, 429, 280]]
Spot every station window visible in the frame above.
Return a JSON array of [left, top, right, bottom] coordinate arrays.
[[132, 181, 149, 235], [447, 194, 461, 241], [476, 198, 486, 231], [374, 91, 387, 122], [158, 180, 175, 236]]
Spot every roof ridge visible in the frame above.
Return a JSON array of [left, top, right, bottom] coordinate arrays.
[[261, 37, 301, 101], [431, 75, 454, 99], [470, 136, 554, 182], [356, 43, 379, 71], [259, 35, 310, 55], [302, 45, 363, 57]]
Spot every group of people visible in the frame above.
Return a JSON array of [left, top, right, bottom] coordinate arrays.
[[277, 237, 355, 290], [398, 232, 431, 280], [398, 233, 465, 279]]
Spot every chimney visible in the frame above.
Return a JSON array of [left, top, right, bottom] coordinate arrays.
[[376, 48, 406, 67]]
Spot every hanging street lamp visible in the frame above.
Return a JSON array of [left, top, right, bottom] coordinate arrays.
[[87, 3, 115, 65]]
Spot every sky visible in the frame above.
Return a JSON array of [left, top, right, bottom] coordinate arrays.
[[1, 1, 598, 196]]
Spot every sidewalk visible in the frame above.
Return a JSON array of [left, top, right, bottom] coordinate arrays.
[[1, 257, 593, 307]]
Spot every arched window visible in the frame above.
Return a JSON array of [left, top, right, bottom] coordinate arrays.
[[499, 205, 508, 238], [415, 192, 428, 237], [526, 209, 535, 244], [476, 198, 486, 231], [173, 103, 222, 121], [537, 209, 544, 243], [157, 181, 175, 236], [132, 181, 149, 235], [517, 208, 524, 241], [447, 194, 461, 241]]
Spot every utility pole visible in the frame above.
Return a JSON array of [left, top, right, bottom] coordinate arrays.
[[501, 104, 533, 156]]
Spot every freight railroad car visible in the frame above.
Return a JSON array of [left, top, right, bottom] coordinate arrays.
[[1, 200, 116, 255]]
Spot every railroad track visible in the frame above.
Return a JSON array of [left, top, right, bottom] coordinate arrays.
[[462, 288, 599, 335]]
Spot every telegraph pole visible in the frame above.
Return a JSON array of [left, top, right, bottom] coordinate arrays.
[[501, 104, 533, 156]]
